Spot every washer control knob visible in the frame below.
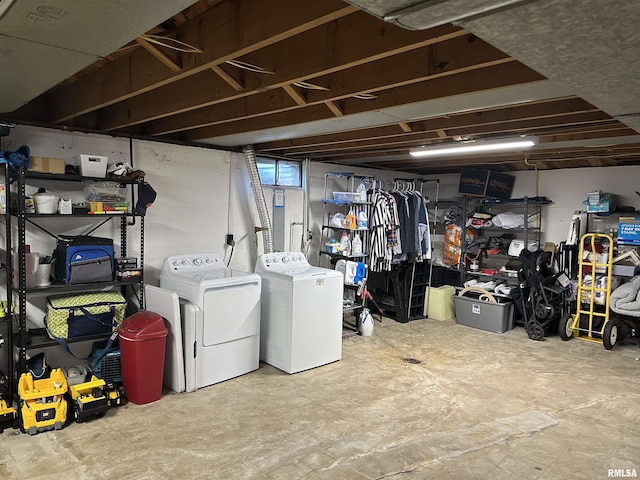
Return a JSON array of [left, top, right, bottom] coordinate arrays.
[[181, 260, 189, 266], [193, 258, 202, 266], [282, 256, 290, 263], [205, 257, 213, 264], [172, 261, 181, 267]]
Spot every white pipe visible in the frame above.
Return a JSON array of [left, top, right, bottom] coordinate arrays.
[[243, 145, 273, 254]]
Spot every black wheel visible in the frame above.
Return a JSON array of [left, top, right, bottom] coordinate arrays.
[[603, 318, 619, 350], [559, 313, 574, 341], [527, 323, 545, 341], [534, 301, 548, 320], [546, 299, 560, 320]]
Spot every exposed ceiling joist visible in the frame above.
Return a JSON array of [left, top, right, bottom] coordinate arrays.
[[2, 0, 639, 175]]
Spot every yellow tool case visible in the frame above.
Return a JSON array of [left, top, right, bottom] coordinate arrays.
[[67, 375, 109, 423], [0, 398, 17, 433], [18, 368, 68, 435]]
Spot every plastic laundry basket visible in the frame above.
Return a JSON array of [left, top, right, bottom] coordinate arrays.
[[117, 311, 168, 405]]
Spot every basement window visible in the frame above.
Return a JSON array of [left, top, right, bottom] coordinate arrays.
[[257, 158, 301, 187]]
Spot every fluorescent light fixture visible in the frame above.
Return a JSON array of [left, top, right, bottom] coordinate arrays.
[[409, 136, 539, 158]]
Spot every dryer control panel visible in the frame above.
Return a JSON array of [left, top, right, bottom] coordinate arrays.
[[161, 253, 225, 276], [255, 252, 310, 272]]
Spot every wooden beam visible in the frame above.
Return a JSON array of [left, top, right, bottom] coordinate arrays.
[[296, 129, 640, 164], [141, 35, 505, 136], [183, 61, 544, 141], [256, 97, 595, 152], [135, 37, 182, 73], [399, 122, 412, 133], [325, 101, 344, 117], [96, 16, 465, 131], [282, 84, 306, 106], [43, 0, 359, 122], [265, 115, 619, 158], [436, 129, 447, 138], [211, 65, 244, 92]]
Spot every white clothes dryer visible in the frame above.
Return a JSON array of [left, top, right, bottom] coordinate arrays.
[[254, 252, 342, 374], [159, 253, 261, 391]]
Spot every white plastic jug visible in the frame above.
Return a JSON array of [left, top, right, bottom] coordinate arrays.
[[339, 231, 351, 255], [351, 233, 362, 255], [360, 308, 374, 336]]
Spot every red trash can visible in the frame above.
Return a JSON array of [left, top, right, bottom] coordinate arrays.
[[117, 311, 168, 405]]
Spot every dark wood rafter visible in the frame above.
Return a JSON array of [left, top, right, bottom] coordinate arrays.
[[96, 20, 467, 132], [31, 0, 360, 123], [4, 0, 639, 174]]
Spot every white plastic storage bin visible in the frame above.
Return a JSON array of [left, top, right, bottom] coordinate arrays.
[[332, 191, 367, 202], [75, 154, 108, 178]]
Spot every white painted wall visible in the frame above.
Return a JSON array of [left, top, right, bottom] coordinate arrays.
[[2, 124, 639, 328], [1, 124, 639, 367], [4, 126, 638, 263]]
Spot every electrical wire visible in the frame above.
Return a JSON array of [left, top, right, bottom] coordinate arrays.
[[138, 34, 202, 53], [226, 244, 235, 267]]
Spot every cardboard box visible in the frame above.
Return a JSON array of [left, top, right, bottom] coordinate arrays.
[[612, 262, 638, 277], [458, 169, 488, 197], [583, 193, 614, 213], [454, 295, 514, 333], [28, 156, 66, 174], [458, 169, 515, 199], [485, 171, 515, 199]]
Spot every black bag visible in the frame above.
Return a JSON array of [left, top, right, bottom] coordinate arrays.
[[54, 235, 115, 284]]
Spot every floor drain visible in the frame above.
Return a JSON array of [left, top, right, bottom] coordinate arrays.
[[403, 358, 422, 364]]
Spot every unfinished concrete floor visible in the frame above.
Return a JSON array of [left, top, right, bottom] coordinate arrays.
[[2, 316, 639, 479]]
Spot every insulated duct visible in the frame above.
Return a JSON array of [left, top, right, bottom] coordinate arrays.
[[243, 145, 273, 254]]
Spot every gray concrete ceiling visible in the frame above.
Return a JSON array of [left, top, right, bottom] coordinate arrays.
[[0, 0, 196, 112]]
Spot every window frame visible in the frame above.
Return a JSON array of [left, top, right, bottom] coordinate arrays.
[[256, 157, 302, 188]]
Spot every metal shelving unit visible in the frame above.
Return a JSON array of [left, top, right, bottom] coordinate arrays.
[[2, 165, 145, 398], [460, 196, 550, 285], [319, 172, 374, 333]]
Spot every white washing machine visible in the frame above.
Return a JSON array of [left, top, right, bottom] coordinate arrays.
[[159, 253, 261, 391], [255, 251, 343, 374]]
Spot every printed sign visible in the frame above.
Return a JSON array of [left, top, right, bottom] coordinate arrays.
[[618, 217, 640, 245]]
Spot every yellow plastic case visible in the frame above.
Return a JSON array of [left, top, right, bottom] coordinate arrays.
[[0, 399, 17, 433], [67, 375, 109, 423], [18, 369, 68, 435]]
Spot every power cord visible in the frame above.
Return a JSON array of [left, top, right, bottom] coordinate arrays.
[[225, 234, 235, 267]]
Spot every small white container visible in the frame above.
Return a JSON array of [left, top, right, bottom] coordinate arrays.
[[33, 192, 59, 214], [58, 198, 72, 214], [75, 154, 108, 178], [360, 308, 374, 336]]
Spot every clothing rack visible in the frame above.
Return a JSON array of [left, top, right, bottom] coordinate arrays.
[[367, 178, 438, 322]]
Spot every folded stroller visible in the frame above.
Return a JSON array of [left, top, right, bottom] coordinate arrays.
[[514, 249, 569, 341]]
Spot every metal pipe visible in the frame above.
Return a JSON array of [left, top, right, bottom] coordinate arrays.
[[243, 145, 273, 254]]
